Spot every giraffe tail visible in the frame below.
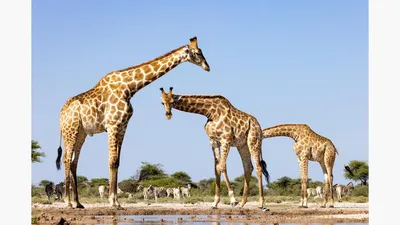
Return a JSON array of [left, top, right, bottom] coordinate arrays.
[[335, 148, 354, 177], [260, 159, 271, 184], [56, 131, 62, 170], [259, 152, 271, 184]]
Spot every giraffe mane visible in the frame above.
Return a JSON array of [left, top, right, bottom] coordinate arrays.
[[114, 45, 187, 73]]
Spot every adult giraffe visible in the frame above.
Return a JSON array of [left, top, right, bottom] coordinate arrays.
[[55, 37, 210, 209]]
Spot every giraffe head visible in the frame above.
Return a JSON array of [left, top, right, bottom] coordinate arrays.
[[160, 87, 180, 120], [185, 37, 210, 72]]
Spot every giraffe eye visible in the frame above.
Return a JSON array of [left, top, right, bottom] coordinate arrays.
[[161, 102, 164, 105]]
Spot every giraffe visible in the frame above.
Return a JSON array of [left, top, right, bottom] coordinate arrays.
[[55, 37, 210, 209], [262, 124, 354, 208], [159, 87, 270, 210]]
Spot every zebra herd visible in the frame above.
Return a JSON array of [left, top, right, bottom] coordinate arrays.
[[97, 183, 192, 202], [307, 182, 354, 202]]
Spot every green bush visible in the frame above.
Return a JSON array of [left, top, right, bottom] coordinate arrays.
[[139, 177, 183, 188], [350, 185, 369, 197]]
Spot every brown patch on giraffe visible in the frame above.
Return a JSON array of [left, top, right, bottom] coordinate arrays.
[[134, 73, 144, 80]]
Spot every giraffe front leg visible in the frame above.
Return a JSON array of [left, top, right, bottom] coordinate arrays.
[[107, 130, 125, 210], [297, 156, 309, 208], [220, 148, 237, 207], [210, 141, 221, 209]]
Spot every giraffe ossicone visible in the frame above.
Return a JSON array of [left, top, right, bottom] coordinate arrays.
[[56, 37, 210, 209]]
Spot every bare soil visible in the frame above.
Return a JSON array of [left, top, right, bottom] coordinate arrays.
[[31, 201, 369, 224]]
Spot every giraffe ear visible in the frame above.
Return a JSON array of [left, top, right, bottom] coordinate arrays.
[[189, 37, 198, 49], [173, 95, 181, 102]]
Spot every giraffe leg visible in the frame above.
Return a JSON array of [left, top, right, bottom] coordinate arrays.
[[297, 156, 309, 208], [210, 141, 221, 209], [325, 148, 336, 208], [217, 141, 236, 207], [61, 132, 81, 209], [319, 162, 329, 208], [248, 140, 266, 210], [69, 131, 87, 208], [107, 128, 126, 210], [237, 145, 253, 208]]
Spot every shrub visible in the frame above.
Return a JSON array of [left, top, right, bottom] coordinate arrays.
[[139, 177, 183, 188], [350, 185, 369, 197], [118, 179, 138, 193]]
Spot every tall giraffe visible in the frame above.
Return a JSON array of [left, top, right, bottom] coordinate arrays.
[[55, 37, 210, 209], [160, 87, 270, 210], [262, 124, 353, 208]]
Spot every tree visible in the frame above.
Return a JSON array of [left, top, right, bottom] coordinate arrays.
[[134, 162, 167, 181], [77, 175, 89, 184], [232, 174, 258, 196], [171, 171, 192, 183], [39, 180, 52, 187], [32, 140, 45, 163], [344, 160, 369, 185], [90, 178, 109, 187]]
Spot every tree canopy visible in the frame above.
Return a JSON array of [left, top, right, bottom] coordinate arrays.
[[344, 160, 369, 185], [134, 162, 167, 181], [32, 140, 45, 163], [171, 171, 192, 183]]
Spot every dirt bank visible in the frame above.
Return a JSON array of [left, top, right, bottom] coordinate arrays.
[[31, 201, 369, 224]]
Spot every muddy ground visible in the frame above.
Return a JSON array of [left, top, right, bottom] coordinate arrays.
[[31, 201, 369, 224]]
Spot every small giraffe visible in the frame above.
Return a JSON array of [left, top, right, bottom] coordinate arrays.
[[262, 124, 354, 208], [160, 87, 270, 210], [55, 37, 210, 209]]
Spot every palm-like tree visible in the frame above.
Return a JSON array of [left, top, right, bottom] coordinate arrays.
[[32, 140, 45, 163]]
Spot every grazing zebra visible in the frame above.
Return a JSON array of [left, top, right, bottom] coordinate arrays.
[[306, 188, 317, 198], [335, 182, 354, 202], [166, 188, 174, 198], [180, 184, 192, 199], [315, 186, 324, 198], [137, 184, 155, 200], [173, 188, 182, 199], [98, 185, 108, 199], [307, 186, 324, 198]]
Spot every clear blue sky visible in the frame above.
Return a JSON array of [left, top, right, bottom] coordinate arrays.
[[32, 1, 368, 187]]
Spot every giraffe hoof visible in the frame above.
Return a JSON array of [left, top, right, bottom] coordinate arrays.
[[298, 206, 308, 208], [320, 205, 326, 208], [230, 201, 239, 207], [76, 204, 85, 209], [211, 206, 217, 209], [329, 205, 334, 208], [261, 207, 270, 212]]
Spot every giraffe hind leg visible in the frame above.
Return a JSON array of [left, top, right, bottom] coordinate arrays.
[[237, 145, 253, 208], [70, 131, 87, 208]]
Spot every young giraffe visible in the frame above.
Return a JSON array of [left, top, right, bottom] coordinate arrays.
[[160, 87, 270, 210], [55, 37, 210, 209], [262, 124, 354, 208]]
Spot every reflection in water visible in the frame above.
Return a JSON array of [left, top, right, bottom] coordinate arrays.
[[96, 215, 367, 225]]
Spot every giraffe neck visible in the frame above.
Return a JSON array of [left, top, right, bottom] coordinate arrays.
[[262, 124, 306, 141], [95, 45, 190, 98], [171, 95, 229, 119]]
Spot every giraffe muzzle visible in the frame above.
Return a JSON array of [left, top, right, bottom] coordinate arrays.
[[166, 112, 172, 120], [202, 62, 210, 72]]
